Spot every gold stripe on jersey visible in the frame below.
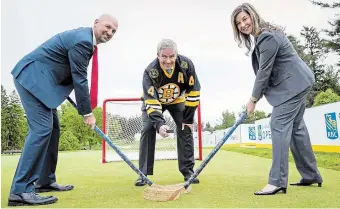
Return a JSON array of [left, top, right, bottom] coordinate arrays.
[[185, 91, 200, 107], [145, 99, 162, 114], [145, 99, 161, 105], [160, 96, 185, 105], [147, 108, 154, 115], [147, 107, 162, 114], [186, 91, 200, 97], [185, 101, 199, 107]]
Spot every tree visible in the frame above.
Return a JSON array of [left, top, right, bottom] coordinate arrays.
[[246, 110, 267, 124], [311, 1, 340, 7], [300, 26, 326, 92], [287, 35, 309, 62], [59, 131, 79, 151], [238, 107, 267, 124], [58, 101, 103, 150], [203, 122, 214, 133], [321, 65, 340, 95], [289, 27, 336, 107], [1, 86, 10, 151], [214, 110, 236, 130], [6, 91, 27, 149], [201, 122, 205, 131], [311, 1, 340, 66], [58, 102, 83, 145], [88, 107, 103, 149], [313, 88, 340, 106], [205, 122, 211, 129]]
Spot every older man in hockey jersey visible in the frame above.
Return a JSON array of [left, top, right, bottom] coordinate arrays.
[[135, 39, 201, 186]]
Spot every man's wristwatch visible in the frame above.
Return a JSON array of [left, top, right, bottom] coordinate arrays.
[[250, 97, 258, 104]]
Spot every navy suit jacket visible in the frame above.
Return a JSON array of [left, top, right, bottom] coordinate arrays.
[[11, 27, 95, 115]]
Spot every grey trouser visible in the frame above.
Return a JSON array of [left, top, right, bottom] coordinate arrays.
[[269, 88, 323, 187]]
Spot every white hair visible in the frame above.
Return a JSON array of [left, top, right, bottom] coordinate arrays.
[[157, 39, 178, 54]]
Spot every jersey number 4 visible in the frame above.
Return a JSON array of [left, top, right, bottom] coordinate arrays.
[[148, 86, 155, 96]]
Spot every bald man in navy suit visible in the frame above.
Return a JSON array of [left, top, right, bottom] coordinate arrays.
[[8, 14, 118, 206]]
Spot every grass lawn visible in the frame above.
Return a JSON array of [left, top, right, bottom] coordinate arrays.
[[1, 148, 340, 208], [222, 146, 340, 171]]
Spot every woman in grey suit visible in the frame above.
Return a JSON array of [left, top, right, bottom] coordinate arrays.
[[230, 3, 323, 195]]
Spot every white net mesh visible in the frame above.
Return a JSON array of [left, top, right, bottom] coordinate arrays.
[[102, 99, 201, 162]]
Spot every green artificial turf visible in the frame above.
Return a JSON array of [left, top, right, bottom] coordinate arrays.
[[2, 149, 339, 208]]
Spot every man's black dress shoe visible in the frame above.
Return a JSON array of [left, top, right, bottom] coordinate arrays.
[[35, 182, 74, 192], [8, 192, 57, 206], [184, 176, 200, 184], [290, 181, 322, 187], [254, 187, 287, 195], [135, 177, 147, 186]]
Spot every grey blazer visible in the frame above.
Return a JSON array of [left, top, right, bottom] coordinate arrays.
[[251, 30, 315, 107]]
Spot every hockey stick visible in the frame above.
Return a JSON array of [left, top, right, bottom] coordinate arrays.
[[66, 96, 154, 186], [143, 111, 247, 201], [183, 111, 247, 188]]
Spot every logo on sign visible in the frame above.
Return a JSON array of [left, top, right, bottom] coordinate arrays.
[[324, 112, 338, 140], [257, 125, 262, 140], [248, 127, 256, 140]]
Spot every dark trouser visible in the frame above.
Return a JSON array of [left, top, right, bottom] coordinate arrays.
[[268, 87, 323, 188], [138, 102, 195, 177], [10, 79, 60, 194]]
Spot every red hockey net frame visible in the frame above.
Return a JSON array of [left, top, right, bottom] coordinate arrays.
[[101, 97, 203, 163]]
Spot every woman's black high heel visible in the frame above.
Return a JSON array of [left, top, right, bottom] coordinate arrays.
[[290, 181, 322, 187], [254, 187, 287, 195]]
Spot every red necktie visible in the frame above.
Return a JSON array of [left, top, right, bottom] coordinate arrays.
[[90, 45, 98, 109]]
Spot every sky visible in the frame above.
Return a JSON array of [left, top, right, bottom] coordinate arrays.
[[1, 0, 338, 125]]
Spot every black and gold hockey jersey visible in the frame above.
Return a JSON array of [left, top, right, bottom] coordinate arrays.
[[142, 54, 201, 130]]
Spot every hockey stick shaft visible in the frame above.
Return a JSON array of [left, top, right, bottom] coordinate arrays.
[[66, 96, 153, 186], [184, 111, 247, 188]]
